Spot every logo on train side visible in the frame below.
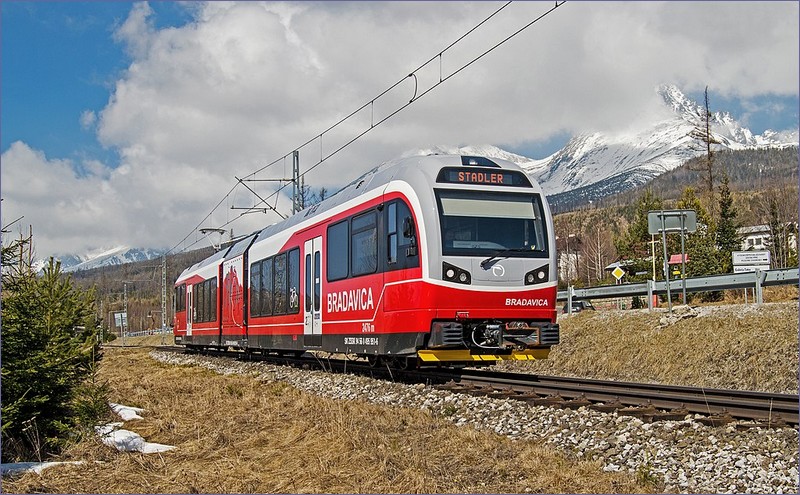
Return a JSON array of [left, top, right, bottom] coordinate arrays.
[[327, 287, 375, 313], [505, 298, 548, 307]]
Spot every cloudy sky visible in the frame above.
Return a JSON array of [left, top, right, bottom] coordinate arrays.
[[2, 1, 798, 259]]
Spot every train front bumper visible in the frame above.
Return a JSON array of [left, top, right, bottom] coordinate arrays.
[[417, 348, 551, 362]]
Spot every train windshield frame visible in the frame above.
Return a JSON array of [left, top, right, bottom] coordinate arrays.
[[435, 189, 549, 258]]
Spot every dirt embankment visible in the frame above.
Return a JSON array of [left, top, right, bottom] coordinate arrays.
[[502, 302, 799, 394]]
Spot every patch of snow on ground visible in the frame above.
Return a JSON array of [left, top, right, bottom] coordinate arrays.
[[0, 461, 85, 476], [110, 403, 145, 420], [94, 424, 175, 454]]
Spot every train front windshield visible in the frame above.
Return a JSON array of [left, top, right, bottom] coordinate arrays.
[[436, 190, 548, 257]]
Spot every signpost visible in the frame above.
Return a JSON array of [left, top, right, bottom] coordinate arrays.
[[732, 250, 771, 272], [647, 209, 697, 313], [113, 311, 128, 330], [732, 250, 771, 303], [113, 311, 128, 345]]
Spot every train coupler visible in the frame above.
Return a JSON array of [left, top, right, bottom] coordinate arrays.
[[496, 321, 560, 349]]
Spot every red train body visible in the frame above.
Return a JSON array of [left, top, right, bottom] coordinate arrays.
[[174, 154, 559, 366]]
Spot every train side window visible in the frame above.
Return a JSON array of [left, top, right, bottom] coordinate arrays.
[[203, 280, 208, 322], [250, 261, 261, 317], [388, 199, 419, 271], [305, 253, 312, 312], [261, 258, 273, 316], [351, 210, 377, 276], [327, 220, 349, 281], [195, 282, 204, 323], [387, 203, 398, 264], [175, 285, 186, 312], [274, 253, 287, 315], [193, 279, 217, 323], [288, 248, 300, 314], [209, 278, 217, 321]]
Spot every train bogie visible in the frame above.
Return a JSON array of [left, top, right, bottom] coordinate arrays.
[[173, 154, 559, 366]]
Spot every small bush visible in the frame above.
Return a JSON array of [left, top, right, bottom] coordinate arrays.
[[1, 253, 105, 462]]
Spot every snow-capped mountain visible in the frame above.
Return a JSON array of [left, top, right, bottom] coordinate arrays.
[[406, 85, 797, 208], [35, 246, 166, 273], [533, 85, 797, 202], [401, 144, 535, 166]]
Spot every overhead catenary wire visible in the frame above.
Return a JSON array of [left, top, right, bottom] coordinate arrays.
[[169, 1, 567, 255]]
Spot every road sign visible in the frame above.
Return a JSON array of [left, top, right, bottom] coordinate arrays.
[[733, 265, 770, 274], [611, 266, 625, 280], [114, 312, 128, 328], [732, 250, 770, 266], [647, 210, 697, 235], [647, 209, 696, 312]]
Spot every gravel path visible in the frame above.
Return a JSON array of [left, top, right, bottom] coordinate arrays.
[[151, 351, 799, 494]]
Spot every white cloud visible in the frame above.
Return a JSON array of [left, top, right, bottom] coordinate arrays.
[[3, 1, 798, 258], [80, 110, 97, 129]]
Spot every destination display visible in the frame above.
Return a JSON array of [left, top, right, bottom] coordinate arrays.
[[436, 167, 531, 187]]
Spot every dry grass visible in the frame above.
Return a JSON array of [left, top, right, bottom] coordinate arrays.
[[4, 348, 654, 494], [105, 334, 174, 347], [501, 301, 798, 394]]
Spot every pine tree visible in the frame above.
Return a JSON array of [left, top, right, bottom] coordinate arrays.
[[1, 246, 105, 462], [674, 187, 722, 301], [615, 188, 663, 260], [716, 173, 741, 272], [613, 188, 663, 280]]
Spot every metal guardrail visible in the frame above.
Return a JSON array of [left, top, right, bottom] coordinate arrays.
[[123, 328, 173, 338], [558, 267, 799, 310]]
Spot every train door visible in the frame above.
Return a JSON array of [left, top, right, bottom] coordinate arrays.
[[186, 285, 193, 336], [222, 256, 245, 342], [304, 236, 322, 347]]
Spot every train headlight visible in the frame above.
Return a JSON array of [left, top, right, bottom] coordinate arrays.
[[524, 265, 549, 285], [443, 262, 471, 285]]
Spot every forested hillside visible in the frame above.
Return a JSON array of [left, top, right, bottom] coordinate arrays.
[[70, 247, 213, 335], [554, 147, 798, 288]]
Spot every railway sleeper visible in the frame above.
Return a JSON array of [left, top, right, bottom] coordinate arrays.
[[735, 415, 788, 430]]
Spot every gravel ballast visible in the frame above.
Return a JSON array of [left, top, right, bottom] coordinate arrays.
[[151, 350, 799, 494]]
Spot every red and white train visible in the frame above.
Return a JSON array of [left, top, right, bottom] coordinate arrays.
[[173, 154, 559, 367]]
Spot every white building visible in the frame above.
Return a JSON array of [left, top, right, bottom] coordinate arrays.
[[737, 224, 797, 251]]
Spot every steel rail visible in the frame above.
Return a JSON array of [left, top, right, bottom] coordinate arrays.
[[443, 369, 799, 425]]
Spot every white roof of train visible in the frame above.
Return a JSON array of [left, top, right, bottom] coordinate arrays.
[[176, 154, 544, 284]]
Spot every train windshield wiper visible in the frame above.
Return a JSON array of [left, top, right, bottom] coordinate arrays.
[[480, 248, 530, 269]]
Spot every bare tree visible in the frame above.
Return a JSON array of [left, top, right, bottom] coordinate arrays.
[[757, 184, 799, 268], [582, 224, 614, 283], [554, 212, 585, 284], [689, 86, 721, 215]]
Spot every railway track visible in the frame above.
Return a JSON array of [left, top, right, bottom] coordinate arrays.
[[433, 369, 799, 427], [152, 345, 798, 427]]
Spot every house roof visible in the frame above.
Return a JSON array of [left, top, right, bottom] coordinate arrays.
[[737, 225, 770, 235], [668, 254, 689, 264]]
